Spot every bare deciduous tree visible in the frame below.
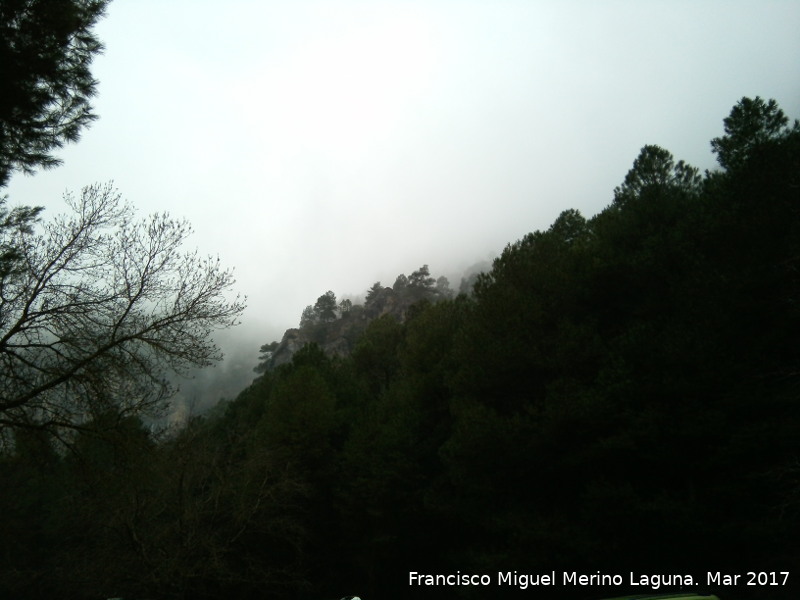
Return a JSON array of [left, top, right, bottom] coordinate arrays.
[[0, 183, 245, 438]]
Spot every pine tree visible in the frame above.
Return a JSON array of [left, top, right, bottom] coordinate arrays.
[[0, 0, 110, 187]]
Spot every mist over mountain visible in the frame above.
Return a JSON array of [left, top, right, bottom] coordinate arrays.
[[167, 260, 493, 422]]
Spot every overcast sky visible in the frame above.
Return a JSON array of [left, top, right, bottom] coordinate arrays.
[[5, 0, 800, 379]]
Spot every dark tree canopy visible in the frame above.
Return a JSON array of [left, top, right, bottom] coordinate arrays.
[[407, 264, 434, 290], [253, 340, 280, 374], [392, 273, 408, 291], [0, 0, 109, 187], [613, 144, 701, 205], [365, 281, 383, 305], [711, 96, 798, 171], [0, 199, 43, 277], [299, 304, 315, 329], [313, 290, 337, 323]]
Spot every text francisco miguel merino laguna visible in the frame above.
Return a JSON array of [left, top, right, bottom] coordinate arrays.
[[409, 571, 735, 590]]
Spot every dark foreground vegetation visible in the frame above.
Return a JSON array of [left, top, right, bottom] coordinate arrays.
[[0, 96, 797, 600]]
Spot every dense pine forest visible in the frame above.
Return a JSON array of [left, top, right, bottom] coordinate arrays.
[[1, 95, 797, 600]]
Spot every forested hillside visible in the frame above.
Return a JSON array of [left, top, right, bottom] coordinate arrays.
[[1, 97, 797, 600], [256, 264, 455, 371]]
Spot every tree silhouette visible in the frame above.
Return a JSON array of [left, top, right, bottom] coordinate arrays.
[[0, 0, 109, 187], [711, 96, 797, 171], [0, 183, 245, 440]]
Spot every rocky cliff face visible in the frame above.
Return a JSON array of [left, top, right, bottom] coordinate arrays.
[[264, 285, 425, 370], [267, 320, 357, 369]]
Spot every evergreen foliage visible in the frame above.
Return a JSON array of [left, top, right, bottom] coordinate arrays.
[[0, 0, 109, 187], [313, 290, 338, 322]]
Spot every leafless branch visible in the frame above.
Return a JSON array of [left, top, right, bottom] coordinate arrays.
[[0, 183, 246, 437]]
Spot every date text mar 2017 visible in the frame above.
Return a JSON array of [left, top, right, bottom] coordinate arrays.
[[707, 572, 789, 586]]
